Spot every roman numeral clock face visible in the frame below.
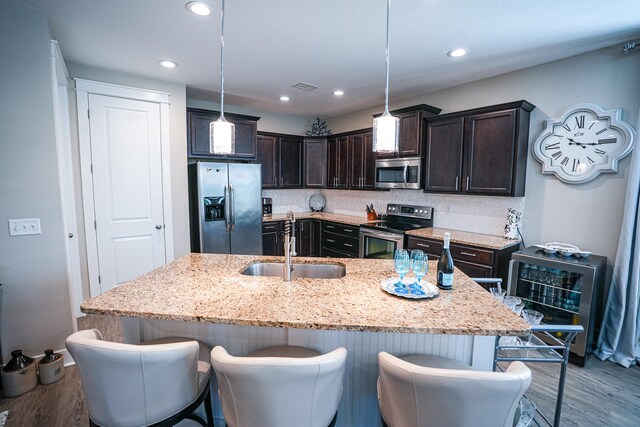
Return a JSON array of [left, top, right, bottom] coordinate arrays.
[[532, 104, 635, 184]]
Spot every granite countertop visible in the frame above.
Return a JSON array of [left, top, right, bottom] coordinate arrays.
[[406, 227, 521, 250], [81, 254, 529, 336], [264, 212, 519, 250], [264, 211, 375, 226]]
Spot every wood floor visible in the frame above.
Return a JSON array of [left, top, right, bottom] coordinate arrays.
[[1, 315, 639, 427]]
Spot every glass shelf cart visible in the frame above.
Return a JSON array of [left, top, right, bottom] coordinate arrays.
[[495, 324, 584, 427], [507, 247, 606, 366]]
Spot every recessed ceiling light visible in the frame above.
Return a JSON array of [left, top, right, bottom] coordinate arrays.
[[279, 96, 291, 101], [186, 1, 211, 16], [158, 60, 178, 68], [447, 48, 468, 58], [333, 90, 344, 96]]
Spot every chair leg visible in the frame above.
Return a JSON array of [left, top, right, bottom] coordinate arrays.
[[204, 387, 214, 427]]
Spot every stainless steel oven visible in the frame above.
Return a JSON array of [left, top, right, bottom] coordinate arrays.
[[359, 228, 405, 259], [359, 204, 434, 259], [374, 157, 421, 189]]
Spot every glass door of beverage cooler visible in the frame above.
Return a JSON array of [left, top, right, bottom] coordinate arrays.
[[513, 263, 583, 340], [508, 258, 598, 360]]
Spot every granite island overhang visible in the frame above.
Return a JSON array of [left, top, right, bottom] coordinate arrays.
[[80, 253, 530, 427]]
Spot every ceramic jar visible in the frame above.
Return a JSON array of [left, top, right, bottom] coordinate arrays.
[[38, 348, 65, 385], [1, 350, 38, 397]]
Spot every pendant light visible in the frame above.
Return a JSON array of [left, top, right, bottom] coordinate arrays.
[[372, 0, 399, 153], [210, 0, 235, 155]]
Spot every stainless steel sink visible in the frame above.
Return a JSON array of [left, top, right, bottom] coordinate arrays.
[[241, 262, 346, 279]]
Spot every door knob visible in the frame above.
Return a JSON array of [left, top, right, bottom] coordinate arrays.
[[155, 224, 163, 230]]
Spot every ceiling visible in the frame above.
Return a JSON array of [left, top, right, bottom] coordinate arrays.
[[14, 0, 640, 117]]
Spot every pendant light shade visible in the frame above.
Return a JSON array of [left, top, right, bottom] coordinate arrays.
[[210, 116, 235, 155], [210, 0, 235, 155], [372, 111, 399, 153], [372, 0, 398, 153]]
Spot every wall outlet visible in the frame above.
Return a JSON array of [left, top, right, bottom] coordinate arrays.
[[8, 218, 41, 236], [445, 206, 452, 215]]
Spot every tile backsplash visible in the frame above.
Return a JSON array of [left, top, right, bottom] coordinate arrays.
[[262, 189, 524, 237]]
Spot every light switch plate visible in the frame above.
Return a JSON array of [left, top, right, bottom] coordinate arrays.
[[8, 218, 41, 236]]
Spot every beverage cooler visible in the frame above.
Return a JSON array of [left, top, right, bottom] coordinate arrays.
[[508, 246, 606, 365]]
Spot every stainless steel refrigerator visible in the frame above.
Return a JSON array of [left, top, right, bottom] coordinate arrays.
[[189, 162, 263, 254]]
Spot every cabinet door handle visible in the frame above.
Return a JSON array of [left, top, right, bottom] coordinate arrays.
[[280, 177, 284, 187], [416, 243, 430, 248], [344, 243, 353, 248], [455, 176, 459, 191], [264, 225, 275, 231], [466, 176, 470, 191], [326, 225, 335, 229], [301, 222, 304, 232], [460, 251, 477, 257], [326, 238, 336, 243], [343, 228, 354, 233]]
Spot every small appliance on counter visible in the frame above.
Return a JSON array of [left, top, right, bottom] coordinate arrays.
[[262, 197, 272, 217]]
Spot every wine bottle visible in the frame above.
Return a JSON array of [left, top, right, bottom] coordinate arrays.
[[437, 232, 454, 290]]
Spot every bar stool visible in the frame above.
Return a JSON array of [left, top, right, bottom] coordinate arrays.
[[65, 329, 214, 427], [211, 345, 347, 427], [377, 352, 531, 427]]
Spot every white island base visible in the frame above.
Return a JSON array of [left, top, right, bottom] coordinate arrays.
[[123, 317, 496, 427]]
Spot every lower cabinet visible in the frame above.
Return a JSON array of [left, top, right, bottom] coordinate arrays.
[[263, 219, 320, 257], [405, 236, 519, 288], [262, 221, 282, 256], [321, 222, 360, 258], [297, 219, 321, 257]]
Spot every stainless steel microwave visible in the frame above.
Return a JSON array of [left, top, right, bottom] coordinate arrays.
[[374, 157, 422, 189]]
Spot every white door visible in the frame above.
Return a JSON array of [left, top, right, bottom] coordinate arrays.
[[88, 94, 166, 293]]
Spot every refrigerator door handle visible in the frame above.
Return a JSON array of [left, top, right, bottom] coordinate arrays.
[[224, 184, 231, 231], [229, 184, 236, 231]]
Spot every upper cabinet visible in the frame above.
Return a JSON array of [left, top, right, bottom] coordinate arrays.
[[349, 131, 376, 190], [304, 138, 328, 188], [424, 100, 535, 197], [327, 136, 350, 189], [187, 108, 259, 160], [256, 133, 304, 189], [374, 104, 441, 159]]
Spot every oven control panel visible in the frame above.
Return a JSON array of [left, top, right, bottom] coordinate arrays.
[[386, 204, 433, 220]]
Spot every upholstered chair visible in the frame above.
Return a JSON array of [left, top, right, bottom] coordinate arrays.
[[65, 329, 214, 427], [211, 345, 347, 427], [378, 352, 532, 427]]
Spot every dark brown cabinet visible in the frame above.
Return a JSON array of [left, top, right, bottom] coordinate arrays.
[[327, 136, 349, 189], [187, 108, 259, 160], [375, 104, 441, 159], [349, 132, 376, 190], [297, 219, 321, 256], [256, 133, 304, 189], [257, 135, 278, 188], [423, 101, 534, 197], [321, 222, 360, 258], [405, 235, 519, 287], [304, 138, 327, 188], [262, 222, 281, 256]]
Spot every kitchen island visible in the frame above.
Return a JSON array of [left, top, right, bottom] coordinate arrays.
[[81, 254, 529, 426]]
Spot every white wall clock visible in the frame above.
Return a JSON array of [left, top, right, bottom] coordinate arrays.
[[532, 103, 635, 184]]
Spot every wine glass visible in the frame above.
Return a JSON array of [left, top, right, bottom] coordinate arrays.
[[393, 249, 410, 292], [410, 250, 428, 289], [522, 309, 543, 345], [409, 250, 428, 296]]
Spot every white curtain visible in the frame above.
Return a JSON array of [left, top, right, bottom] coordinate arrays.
[[595, 112, 640, 368]]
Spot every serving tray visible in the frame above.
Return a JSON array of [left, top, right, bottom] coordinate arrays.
[[380, 277, 439, 300]]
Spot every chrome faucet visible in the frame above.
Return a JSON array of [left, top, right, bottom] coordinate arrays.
[[283, 210, 297, 281]]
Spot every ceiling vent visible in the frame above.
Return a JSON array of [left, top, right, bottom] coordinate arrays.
[[291, 82, 318, 92]]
